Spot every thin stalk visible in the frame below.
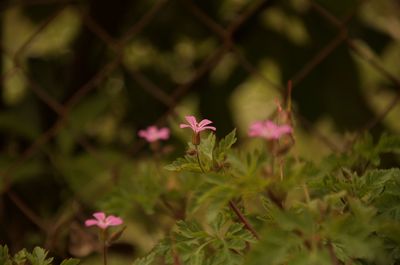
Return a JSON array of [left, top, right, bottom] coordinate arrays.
[[303, 183, 311, 203], [270, 156, 275, 176], [267, 140, 276, 176], [229, 200, 260, 240], [102, 230, 108, 265], [194, 142, 259, 240], [195, 145, 206, 173], [327, 241, 340, 265], [171, 235, 182, 265], [103, 242, 108, 265]]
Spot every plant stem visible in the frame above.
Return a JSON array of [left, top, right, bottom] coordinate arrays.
[[229, 200, 260, 240], [102, 230, 108, 265], [171, 234, 182, 265], [279, 159, 284, 181], [270, 156, 275, 176], [193, 142, 258, 240], [195, 145, 206, 173], [327, 241, 341, 265], [303, 183, 310, 203]]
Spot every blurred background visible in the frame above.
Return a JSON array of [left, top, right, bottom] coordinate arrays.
[[0, 0, 399, 263]]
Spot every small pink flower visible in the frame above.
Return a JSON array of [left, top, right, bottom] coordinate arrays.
[[179, 115, 216, 133], [85, 212, 123, 230], [138, 126, 170, 143], [248, 120, 292, 140]]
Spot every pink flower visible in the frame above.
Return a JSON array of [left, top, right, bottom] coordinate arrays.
[[85, 212, 123, 229], [138, 126, 170, 142], [179, 115, 216, 133], [248, 120, 292, 140]]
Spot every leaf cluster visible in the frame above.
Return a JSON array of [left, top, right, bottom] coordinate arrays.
[[0, 246, 79, 265]]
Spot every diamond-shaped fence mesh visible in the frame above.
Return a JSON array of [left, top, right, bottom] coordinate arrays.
[[0, 0, 399, 255]]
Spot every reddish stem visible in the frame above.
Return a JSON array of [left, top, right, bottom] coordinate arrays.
[[229, 200, 260, 240]]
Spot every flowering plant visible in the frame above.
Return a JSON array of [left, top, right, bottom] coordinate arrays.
[[85, 212, 123, 229], [3, 108, 400, 265], [248, 120, 292, 140], [138, 126, 170, 143], [180, 115, 216, 145]]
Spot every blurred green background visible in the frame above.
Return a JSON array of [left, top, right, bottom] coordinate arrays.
[[0, 0, 399, 263]]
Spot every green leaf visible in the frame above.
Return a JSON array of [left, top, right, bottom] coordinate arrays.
[[188, 174, 235, 214], [199, 133, 216, 161], [13, 249, 28, 265], [362, 169, 398, 199], [353, 133, 380, 166], [0, 245, 12, 265], [132, 252, 155, 265], [26, 247, 53, 265], [165, 157, 200, 172], [374, 169, 400, 220], [60, 258, 80, 265], [214, 129, 237, 162], [376, 134, 400, 155]]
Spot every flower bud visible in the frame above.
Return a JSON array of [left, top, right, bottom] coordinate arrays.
[[192, 133, 201, 145]]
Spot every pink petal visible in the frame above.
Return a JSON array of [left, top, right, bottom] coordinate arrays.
[[264, 120, 278, 130], [85, 219, 98, 227], [138, 126, 171, 142], [248, 120, 291, 140], [138, 130, 148, 138], [180, 124, 191, 129], [278, 125, 292, 135], [147, 126, 157, 134], [106, 216, 123, 226], [93, 212, 106, 221], [158, 128, 170, 140], [198, 126, 216, 132], [97, 222, 109, 229], [184, 116, 198, 129], [248, 122, 263, 137], [198, 119, 213, 128]]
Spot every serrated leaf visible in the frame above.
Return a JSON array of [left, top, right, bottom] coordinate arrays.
[[214, 129, 237, 163], [13, 249, 27, 265], [132, 252, 155, 265], [376, 134, 400, 155], [363, 169, 398, 194], [199, 133, 216, 161], [165, 157, 200, 172], [26, 247, 53, 265], [189, 182, 234, 214], [60, 258, 80, 265], [0, 245, 12, 265]]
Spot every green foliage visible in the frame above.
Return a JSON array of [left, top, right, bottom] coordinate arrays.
[[138, 132, 400, 265], [96, 159, 166, 216], [26, 247, 53, 265], [132, 252, 156, 265], [4, 128, 400, 265], [0, 246, 79, 265], [376, 133, 400, 155], [0, 245, 12, 265], [166, 129, 237, 173], [134, 212, 256, 265]]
